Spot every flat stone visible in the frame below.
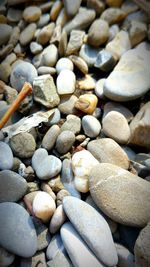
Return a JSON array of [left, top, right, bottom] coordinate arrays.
[[42, 125, 60, 151], [0, 24, 12, 46], [104, 42, 150, 101], [88, 19, 109, 47], [63, 196, 118, 266], [69, 55, 88, 74], [46, 234, 65, 261], [56, 131, 75, 154], [79, 44, 99, 67], [0, 141, 13, 170], [82, 115, 101, 138], [63, 0, 82, 16], [95, 49, 116, 72], [0, 246, 15, 267], [61, 222, 105, 267], [20, 23, 37, 46], [61, 115, 81, 135], [66, 30, 85, 56], [56, 70, 76, 95], [0, 170, 27, 203], [33, 74, 60, 108], [87, 138, 129, 169], [0, 202, 37, 257], [89, 163, 150, 227], [100, 7, 126, 25], [23, 6, 41, 22]]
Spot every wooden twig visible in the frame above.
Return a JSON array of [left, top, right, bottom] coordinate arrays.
[[0, 82, 32, 130], [132, 0, 150, 16]]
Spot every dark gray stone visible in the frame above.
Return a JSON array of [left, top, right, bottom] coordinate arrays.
[[94, 50, 116, 72]]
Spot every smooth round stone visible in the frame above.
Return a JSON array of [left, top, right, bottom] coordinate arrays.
[[115, 243, 135, 267], [56, 70, 76, 95], [82, 115, 101, 138], [87, 138, 129, 170], [37, 66, 56, 76], [0, 141, 13, 170], [63, 196, 118, 267], [104, 42, 150, 101], [61, 115, 81, 135], [0, 24, 12, 46], [46, 234, 65, 261], [23, 6, 41, 22], [61, 222, 104, 267], [49, 204, 66, 234], [19, 23, 37, 46], [36, 23, 55, 45], [129, 21, 147, 47], [10, 61, 37, 92], [100, 7, 126, 25], [0, 170, 27, 203], [41, 44, 58, 67], [103, 102, 133, 122], [102, 111, 131, 144], [0, 202, 37, 257], [63, 0, 81, 16], [30, 42, 43, 55], [10, 132, 36, 158], [56, 58, 73, 74], [58, 95, 78, 115], [88, 19, 109, 47], [89, 163, 150, 227], [57, 189, 70, 206], [42, 125, 60, 151], [32, 148, 62, 180], [0, 246, 15, 267], [95, 79, 106, 99], [7, 7, 22, 22], [79, 44, 99, 67], [37, 13, 50, 28], [56, 131, 75, 154], [69, 55, 88, 74]]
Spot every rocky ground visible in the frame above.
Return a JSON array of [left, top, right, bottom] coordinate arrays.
[[0, 0, 150, 266]]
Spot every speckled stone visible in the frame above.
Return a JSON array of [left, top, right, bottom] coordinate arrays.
[[0, 141, 13, 170], [66, 30, 85, 56]]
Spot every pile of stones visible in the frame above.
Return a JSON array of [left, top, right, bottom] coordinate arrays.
[[0, 0, 150, 266]]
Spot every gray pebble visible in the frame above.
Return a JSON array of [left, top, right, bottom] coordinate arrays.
[[20, 23, 37, 46], [61, 115, 81, 135], [46, 234, 65, 261], [30, 41, 43, 55], [42, 125, 60, 151], [37, 66, 56, 76], [0, 24, 12, 46], [0, 141, 13, 170], [37, 13, 50, 28], [32, 217, 51, 251], [82, 115, 101, 138], [56, 131, 75, 154], [0, 246, 15, 267], [46, 108, 61, 126], [7, 7, 22, 22], [79, 44, 100, 67], [94, 49, 116, 72]]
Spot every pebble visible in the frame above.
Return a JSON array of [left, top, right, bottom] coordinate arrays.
[[61, 222, 104, 267], [0, 202, 37, 257], [30, 42, 43, 55], [47, 250, 72, 267], [36, 23, 55, 45], [0, 141, 13, 170], [87, 0, 105, 15], [103, 102, 133, 122], [66, 30, 85, 56], [56, 189, 70, 206], [33, 74, 60, 108], [108, 24, 119, 41], [46, 108, 61, 126], [100, 7, 126, 25], [50, 1, 63, 21], [33, 191, 56, 222], [69, 55, 88, 75], [32, 217, 51, 251], [79, 44, 99, 67], [72, 150, 99, 193], [20, 252, 47, 267], [88, 19, 109, 47], [87, 138, 129, 169], [37, 13, 50, 28], [82, 115, 101, 138], [7, 7, 22, 22], [63, 0, 82, 17], [32, 148, 62, 180], [60, 115, 81, 135], [42, 125, 60, 151], [10, 132, 36, 158], [37, 66, 56, 76], [0, 24, 12, 46], [56, 57, 73, 74], [46, 234, 65, 261], [134, 222, 150, 267], [63, 196, 118, 266], [56, 130, 75, 154], [0, 170, 27, 203], [129, 21, 147, 47], [0, 246, 15, 267], [19, 23, 37, 46], [58, 94, 78, 115], [0, 62, 11, 83], [10, 61, 37, 92], [89, 163, 150, 227], [106, 0, 123, 7], [102, 111, 131, 144], [75, 94, 98, 115], [49, 204, 66, 234], [94, 49, 116, 72], [40, 44, 58, 67], [56, 69, 76, 95], [23, 6, 42, 23], [115, 243, 135, 267], [95, 79, 106, 99]]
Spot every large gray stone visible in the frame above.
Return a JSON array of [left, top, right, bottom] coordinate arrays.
[[63, 0, 82, 16], [0, 141, 13, 170]]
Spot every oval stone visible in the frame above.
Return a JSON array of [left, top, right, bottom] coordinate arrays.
[[0, 141, 13, 170]]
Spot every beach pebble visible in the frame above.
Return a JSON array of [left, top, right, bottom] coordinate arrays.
[[129, 21, 147, 47], [0, 141, 13, 170], [23, 6, 41, 23], [36, 23, 55, 45], [57, 189, 70, 206], [56, 58, 73, 74], [37, 66, 56, 76], [58, 94, 78, 115], [61, 115, 81, 135], [87, 138, 129, 169], [41, 44, 58, 67], [82, 115, 101, 138], [87, 0, 105, 15], [75, 94, 98, 115], [0, 63, 11, 83], [0, 24, 12, 46], [49, 204, 66, 234], [37, 13, 50, 28], [103, 102, 133, 122], [7, 7, 22, 22], [115, 243, 135, 267], [42, 125, 60, 151], [46, 234, 65, 261], [94, 49, 116, 72], [69, 55, 88, 74], [30, 42, 43, 55], [46, 108, 61, 126], [95, 79, 106, 99], [66, 30, 85, 56], [32, 217, 51, 251], [88, 19, 109, 47], [0, 202, 37, 257], [100, 7, 126, 25], [0, 246, 15, 267], [79, 44, 99, 67], [57, 70, 76, 95], [33, 191, 56, 222], [63, 0, 82, 17], [56, 131, 75, 154], [10, 132, 36, 158], [19, 23, 37, 46]]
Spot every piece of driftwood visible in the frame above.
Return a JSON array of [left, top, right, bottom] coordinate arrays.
[[132, 0, 150, 16]]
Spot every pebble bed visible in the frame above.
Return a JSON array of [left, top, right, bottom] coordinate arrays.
[[0, 0, 150, 266]]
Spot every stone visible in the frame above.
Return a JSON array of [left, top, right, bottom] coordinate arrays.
[[95, 50, 116, 72], [119, 225, 140, 253], [0, 24, 12, 46], [50, 1, 63, 21], [106, 30, 131, 61], [8, 26, 20, 47], [36, 23, 55, 45], [0, 170, 27, 203], [49, 204, 66, 234], [56, 189, 70, 206], [30, 42, 43, 55], [134, 222, 150, 267], [108, 24, 119, 41], [63, 196, 118, 266], [40, 44, 58, 67], [0, 141, 13, 170], [103, 102, 133, 122], [87, 0, 105, 15], [19, 23, 37, 46], [0, 246, 15, 267], [63, 0, 82, 16], [33, 74, 60, 108], [69, 55, 88, 74], [75, 93, 98, 115], [37, 13, 50, 28], [87, 138, 129, 169], [56, 58, 73, 74], [77, 75, 96, 91], [102, 111, 131, 144], [37, 66, 56, 76], [95, 79, 106, 99], [61, 115, 81, 135], [32, 217, 51, 251], [61, 222, 104, 267], [104, 42, 150, 101], [58, 95, 78, 115], [0, 202, 37, 257], [0, 63, 11, 83], [89, 163, 150, 227], [23, 6, 41, 22], [106, 0, 123, 7], [32, 148, 62, 180], [129, 102, 150, 148], [10, 132, 36, 158], [56, 131, 75, 154], [47, 250, 72, 267], [58, 30, 67, 57], [64, 7, 96, 34], [7, 7, 22, 22], [79, 44, 99, 67], [115, 243, 135, 267], [100, 7, 126, 25], [66, 30, 85, 56], [46, 234, 65, 260], [42, 125, 60, 151], [88, 19, 109, 47], [46, 108, 61, 126], [72, 150, 99, 193], [10, 61, 37, 92], [82, 115, 101, 138], [20, 252, 47, 267], [33, 191, 56, 222], [129, 21, 147, 47], [56, 70, 76, 95]]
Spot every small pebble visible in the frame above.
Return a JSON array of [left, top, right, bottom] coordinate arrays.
[[42, 125, 60, 151], [23, 6, 42, 23], [56, 130, 75, 154], [56, 69, 76, 95], [82, 115, 101, 138], [56, 57, 73, 74], [0, 141, 13, 170], [49, 204, 66, 234]]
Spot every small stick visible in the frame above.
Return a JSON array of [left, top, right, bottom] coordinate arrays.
[[0, 82, 32, 130], [132, 0, 150, 16]]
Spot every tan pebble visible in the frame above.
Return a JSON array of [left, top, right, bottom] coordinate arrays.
[[56, 189, 70, 206], [50, 1, 63, 21], [58, 30, 68, 57], [37, 23, 55, 45], [69, 55, 88, 75], [0, 80, 6, 94], [50, 24, 61, 45], [56, 7, 69, 27], [48, 175, 64, 193], [106, 0, 123, 7], [49, 204, 66, 234], [101, 7, 126, 25], [75, 94, 98, 115], [41, 182, 56, 200], [23, 6, 42, 23], [0, 15, 7, 23], [77, 74, 95, 90]]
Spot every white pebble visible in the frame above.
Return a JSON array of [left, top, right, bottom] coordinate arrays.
[[56, 69, 76, 95], [82, 115, 101, 138], [56, 57, 73, 74]]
